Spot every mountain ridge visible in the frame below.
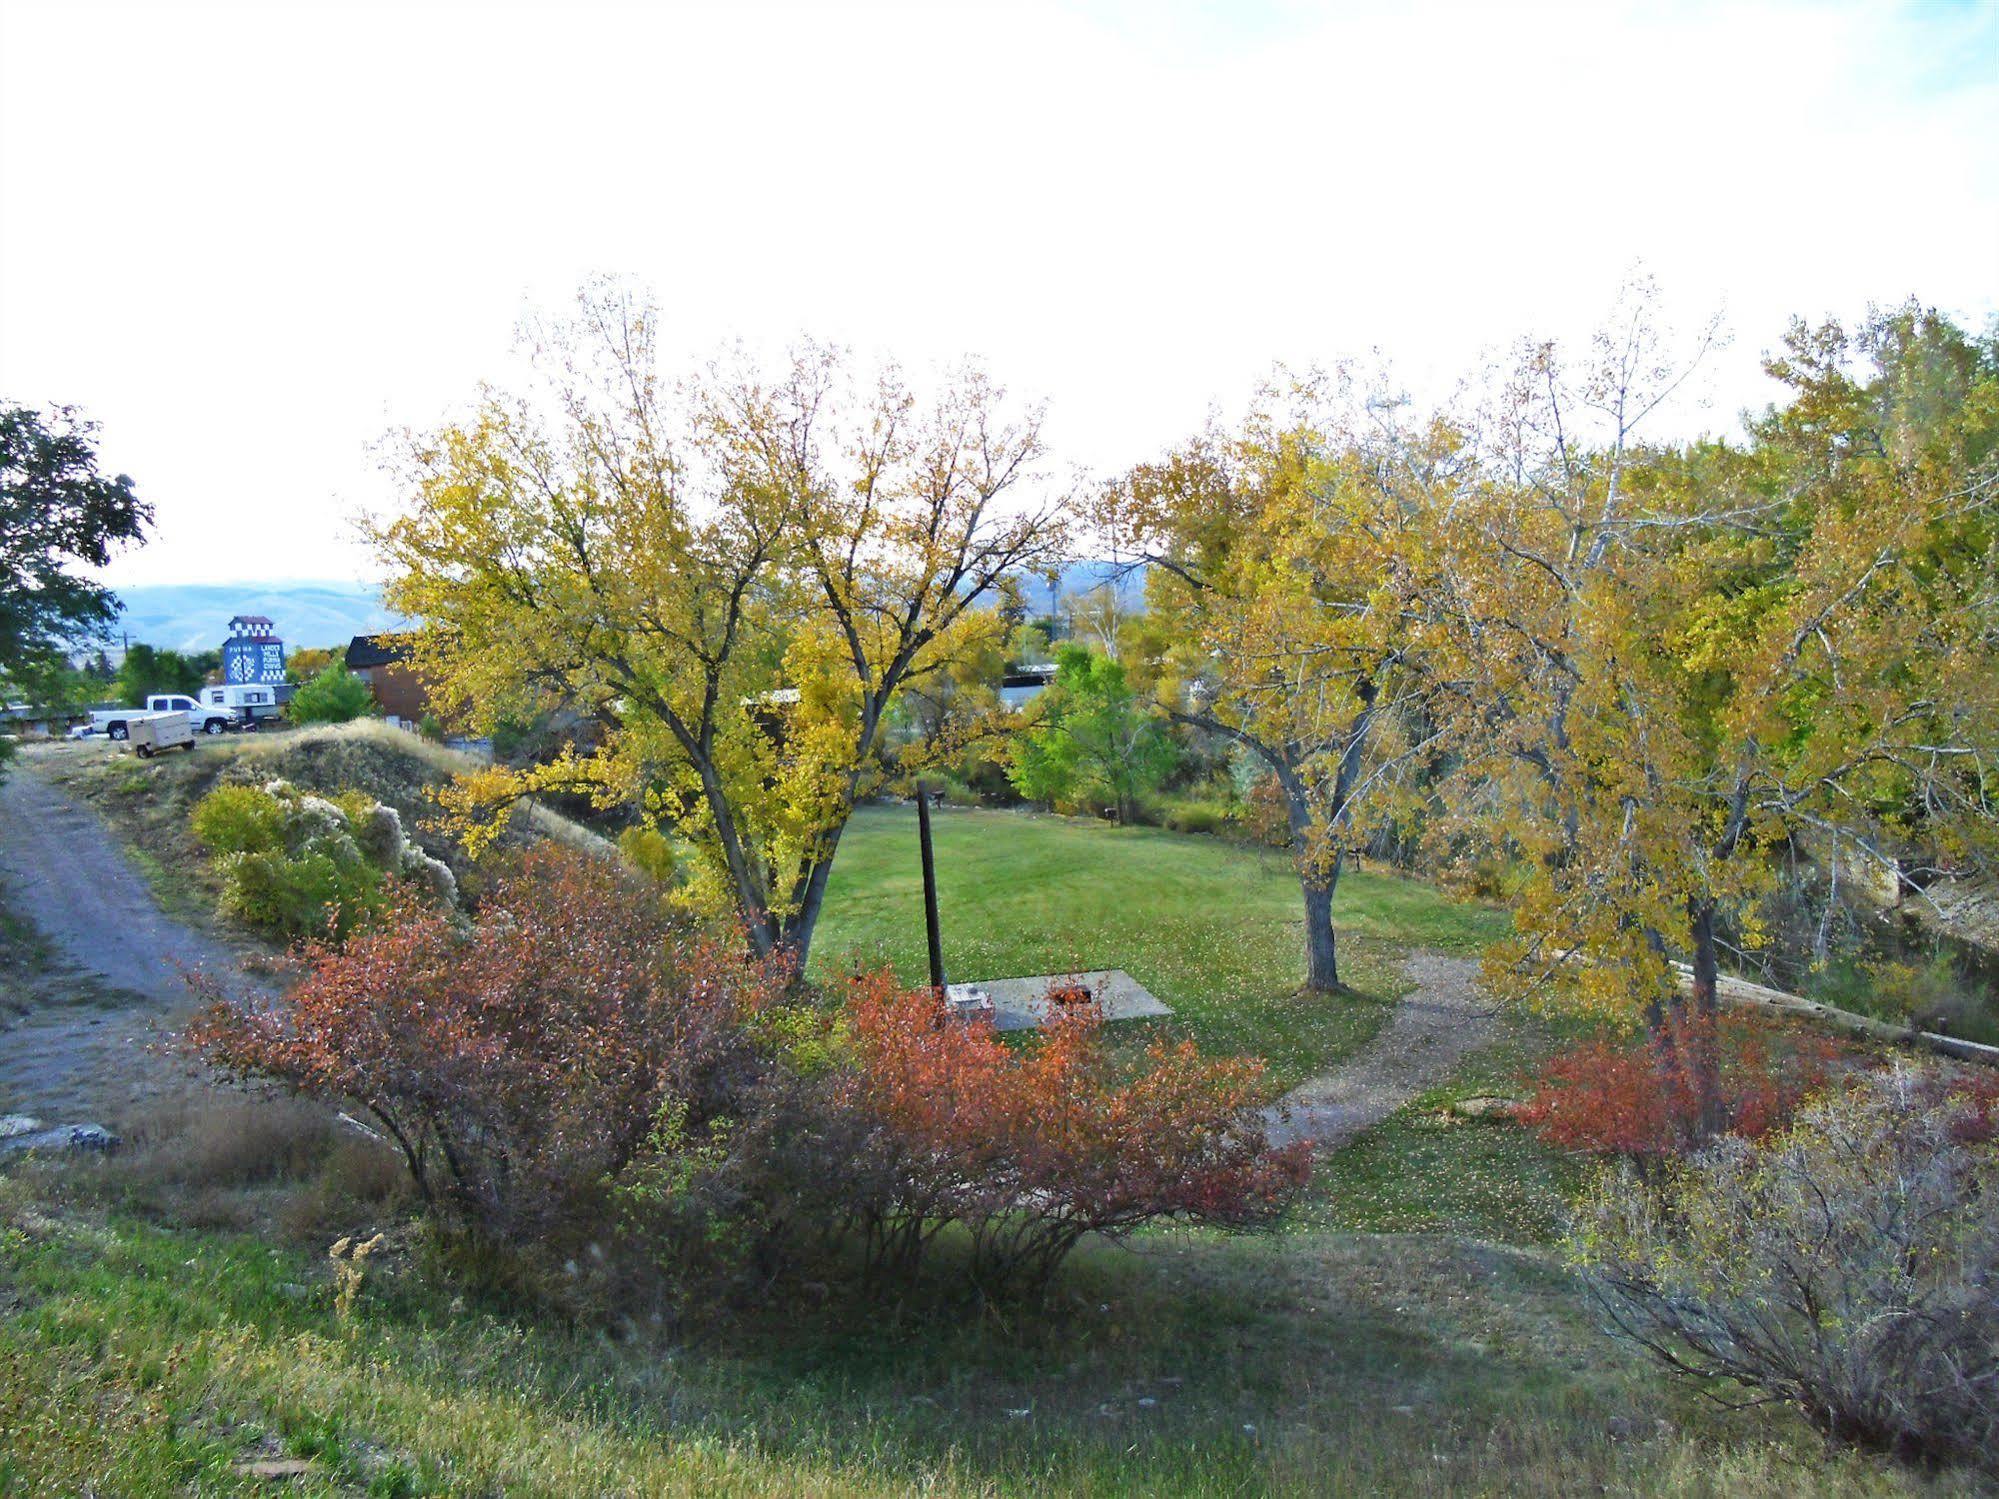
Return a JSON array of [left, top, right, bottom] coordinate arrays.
[[107, 564, 1147, 654], [108, 582, 408, 654]]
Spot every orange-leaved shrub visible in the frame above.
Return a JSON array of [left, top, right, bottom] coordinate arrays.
[[185, 844, 790, 1242], [829, 973, 1312, 1292], [1521, 1013, 1844, 1162], [188, 844, 1311, 1300]]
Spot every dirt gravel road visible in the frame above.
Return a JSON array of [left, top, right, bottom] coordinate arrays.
[[1265, 951, 1497, 1148], [0, 760, 268, 1121]]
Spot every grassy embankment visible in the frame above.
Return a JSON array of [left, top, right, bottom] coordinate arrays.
[[25, 724, 606, 926], [1, 730, 1966, 1495], [4, 1153, 1951, 1498]]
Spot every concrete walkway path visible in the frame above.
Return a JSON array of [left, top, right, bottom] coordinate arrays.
[[1266, 951, 1498, 1148]]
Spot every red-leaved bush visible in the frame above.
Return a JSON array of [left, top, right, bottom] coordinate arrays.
[[830, 973, 1313, 1292], [185, 845, 790, 1241], [188, 845, 1312, 1300], [1521, 1013, 1845, 1162]]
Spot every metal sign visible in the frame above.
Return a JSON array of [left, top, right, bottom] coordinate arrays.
[[223, 639, 287, 685]]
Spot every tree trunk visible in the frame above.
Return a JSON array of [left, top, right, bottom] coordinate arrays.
[[1162, 708, 1354, 998], [1280, 768, 1344, 993], [1641, 923, 1672, 1036], [1685, 897, 1725, 1139], [769, 822, 851, 977], [1302, 871, 1341, 992]]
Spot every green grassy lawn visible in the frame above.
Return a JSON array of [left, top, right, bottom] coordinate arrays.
[[1303, 1008, 1599, 1245], [816, 806, 1508, 1088]]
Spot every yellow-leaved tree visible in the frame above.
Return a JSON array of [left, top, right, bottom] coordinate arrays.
[[1433, 296, 1998, 1128], [1103, 380, 1457, 992], [372, 285, 1065, 966]]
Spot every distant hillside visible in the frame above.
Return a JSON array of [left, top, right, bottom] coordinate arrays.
[[109, 582, 408, 654], [105, 566, 1140, 656], [1015, 561, 1148, 617]]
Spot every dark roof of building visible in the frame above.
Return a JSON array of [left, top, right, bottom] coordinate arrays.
[[344, 633, 415, 669], [230, 614, 276, 626], [1001, 663, 1059, 689]]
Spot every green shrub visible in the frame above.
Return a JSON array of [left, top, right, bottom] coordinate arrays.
[[191, 785, 286, 855], [618, 825, 679, 885], [288, 665, 376, 725], [1163, 798, 1231, 835], [329, 789, 378, 826], [195, 778, 452, 943], [219, 848, 385, 942], [926, 775, 981, 807]]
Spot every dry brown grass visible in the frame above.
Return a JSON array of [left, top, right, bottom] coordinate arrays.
[[72, 1087, 410, 1240], [113, 1092, 337, 1188]]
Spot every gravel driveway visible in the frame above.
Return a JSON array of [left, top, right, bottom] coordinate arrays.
[[0, 760, 269, 1121]]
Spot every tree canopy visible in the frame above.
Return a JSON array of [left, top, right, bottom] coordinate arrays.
[[288, 663, 377, 725], [369, 282, 1995, 1065], [373, 285, 1065, 965], [1103, 384, 1449, 990], [1008, 643, 1178, 821], [1424, 295, 1998, 1123], [0, 404, 150, 686], [114, 643, 217, 706]]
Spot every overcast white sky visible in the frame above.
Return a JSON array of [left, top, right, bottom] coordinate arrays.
[[2, 0, 1994, 588]]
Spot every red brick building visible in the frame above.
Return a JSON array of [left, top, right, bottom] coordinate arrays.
[[343, 634, 430, 722]]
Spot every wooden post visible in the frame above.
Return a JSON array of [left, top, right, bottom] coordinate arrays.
[[917, 782, 946, 998]]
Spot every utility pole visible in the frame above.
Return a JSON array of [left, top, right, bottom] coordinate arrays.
[[917, 782, 946, 998]]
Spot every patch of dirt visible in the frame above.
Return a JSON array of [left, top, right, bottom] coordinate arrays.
[[1266, 952, 1497, 1148]]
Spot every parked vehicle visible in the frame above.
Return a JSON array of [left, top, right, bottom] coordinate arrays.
[[128, 713, 195, 758], [199, 683, 279, 728], [92, 694, 238, 740]]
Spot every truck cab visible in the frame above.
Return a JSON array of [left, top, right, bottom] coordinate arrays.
[[148, 694, 241, 736]]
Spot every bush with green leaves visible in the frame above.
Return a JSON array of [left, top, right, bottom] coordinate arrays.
[[617, 825, 679, 885], [1163, 798, 1230, 836], [287, 664, 377, 725], [1008, 644, 1177, 823], [220, 846, 385, 942], [1568, 1066, 1998, 1474], [192, 780, 456, 942], [189, 783, 287, 855]]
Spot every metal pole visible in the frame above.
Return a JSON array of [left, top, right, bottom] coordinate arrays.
[[917, 782, 946, 998]]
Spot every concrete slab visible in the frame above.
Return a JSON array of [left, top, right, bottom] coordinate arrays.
[[945, 969, 1173, 1032]]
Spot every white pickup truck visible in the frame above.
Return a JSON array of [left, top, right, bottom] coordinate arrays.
[[92, 693, 240, 740]]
